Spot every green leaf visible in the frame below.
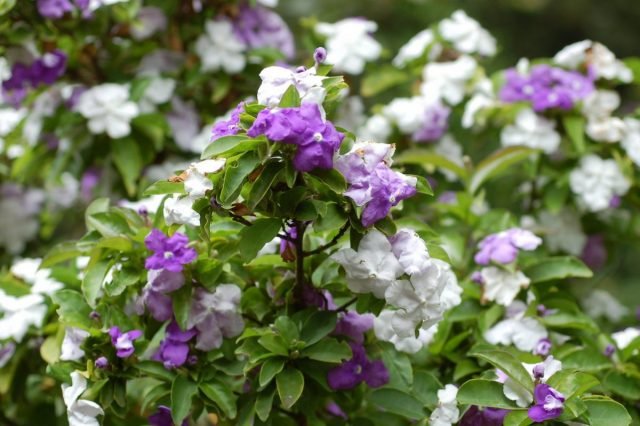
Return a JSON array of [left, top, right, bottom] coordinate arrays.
[[602, 371, 640, 400], [259, 358, 286, 388], [85, 198, 110, 232], [112, 138, 143, 196], [238, 218, 283, 261], [171, 375, 198, 424], [470, 146, 538, 193], [88, 212, 132, 237], [41, 242, 82, 268], [247, 160, 283, 210], [361, 65, 409, 97], [274, 316, 299, 344], [414, 175, 434, 196], [368, 388, 426, 420], [219, 151, 261, 205], [563, 115, 586, 154], [276, 367, 304, 409], [456, 379, 520, 409], [255, 387, 275, 421], [300, 311, 337, 347], [380, 344, 413, 390], [143, 181, 185, 196], [135, 361, 176, 382], [540, 312, 598, 332], [582, 396, 632, 426], [172, 285, 192, 331], [561, 348, 611, 372], [471, 350, 533, 390], [503, 410, 532, 426], [523, 256, 592, 283], [546, 370, 599, 400], [395, 149, 468, 181], [201, 135, 265, 159], [300, 339, 352, 363], [132, 113, 167, 151], [258, 334, 289, 356], [200, 381, 238, 419], [412, 371, 441, 406], [51, 290, 93, 328], [308, 168, 347, 193], [82, 260, 111, 308], [278, 85, 301, 107]]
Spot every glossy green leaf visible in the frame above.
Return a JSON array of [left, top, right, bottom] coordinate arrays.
[[238, 218, 283, 261], [546, 370, 599, 400], [300, 339, 351, 363], [112, 138, 143, 196], [276, 367, 304, 409], [456, 379, 520, 409], [259, 358, 285, 388], [563, 115, 586, 154], [523, 256, 592, 283], [470, 146, 538, 193], [51, 290, 93, 328], [171, 375, 198, 424], [503, 410, 532, 426], [219, 151, 261, 205], [368, 388, 426, 420], [143, 181, 185, 196], [200, 381, 238, 419], [300, 311, 337, 346], [201, 135, 265, 159], [82, 260, 111, 308], [582, 396, 632, 426], [395, 149, 468, 182], [471, 350, 533, 390], [247, 160, 283, 210], [255, 387, 276, 421], [361, 65, 409, 97]]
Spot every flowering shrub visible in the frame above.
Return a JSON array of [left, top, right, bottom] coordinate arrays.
[[2, 2, 640, 426]]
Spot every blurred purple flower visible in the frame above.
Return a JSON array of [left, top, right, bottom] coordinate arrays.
[[475, 228, 541, 265], [412, 103, 450, 142], [327, 343, 389, 390], [334, 311, 374, 343], [149, 406, 188, 426], [232, 5, 295, 59], [581, 234, 607, 270], [459, 406, 509, 426]]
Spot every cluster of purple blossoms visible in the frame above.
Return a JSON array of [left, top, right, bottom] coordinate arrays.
[[247, 103, 345, 172], [108, 326, 143, 358], [144, 229, 197, 272], [335, 142, 417, 227], [2, 50, 67, 106], [148, 406, 188, 426], [138, 269, 186, 322], [327, 342, 389, 390], [500, 64, 594, 112], [37, 0, 91, 19], [232, 4, 295, 60], [210, 102, 245, 142], [412, 103, 451, 143], [528, 383, 565, 422], [153, 321, 197, 369], [474, 228, 542, 265]]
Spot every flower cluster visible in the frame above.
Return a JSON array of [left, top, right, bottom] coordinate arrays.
[[2, 50, 67, 106]]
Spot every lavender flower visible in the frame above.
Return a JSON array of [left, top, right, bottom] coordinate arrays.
[[108, 326, 143, 358], [95, 356, 109, 369], [37, 0, 74, 19], [327, 343, 389, 390], [475, 228, 542, 265], [527, 384, 565, 422], [534, 338, 552, 356], [232, 5, 295, 59], [187, 285, 244, 351], [334, 311, 374, 343], [314, 47, 327, 65], [361, 164, 417, 227], [326, 401, 347, 420], [248, 103, 344, 172], [139, 269, 186, 321], [210, 102, 245, 142], [411, 103, 450, 142], [153, 321, 197, 369], [149, 406, 188, 426], [80, 167, 101, 201], [144, 229, 197, 272], [459, 406, 509, 426], [604, 344, 615, 357], [2, 50, 67, 106]]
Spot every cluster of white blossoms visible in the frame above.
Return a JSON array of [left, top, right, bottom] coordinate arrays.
[[553, 40, 633, 83], [332, 229, 462, 353], [76, 83, 140, 139], [485, 300, 548, 353], [569, 154, 629, 212], [429, 384, 460, 426], [500, 108, 561, 154], [195, 19, 247, 74], [315, 18, 382, 75], [480, 267, 531, 307], [257, 65, 327, 108]]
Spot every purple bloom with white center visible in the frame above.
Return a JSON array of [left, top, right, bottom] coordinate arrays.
[[232, 5, 295, 60], [412, 103, 451, 143], [108, 326, 143, 358], [37, 0, 74, 19], [144, 229, 197, 272], [153, 321, 197, 369], [95, 356, 109, 369], [535, 338, 552, 356], [31, 50, 67, 85], [139, 269, 186, 321], [475, 228, 542, 265], [248, 103, 344, 172], [327, 343, 389, 390], [459, 406, 509, 426], [528, 383, 565, 422], [500, 64, 594, 112], [210, 102, 245, 142], [149, 406, 188, 426], [334, 311, 374, 343]]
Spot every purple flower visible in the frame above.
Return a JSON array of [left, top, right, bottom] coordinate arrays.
[[361, 164, 417, 227], [37, 0, 74, 19], [326, 401, 347, 419], [412, 103, 450, 142], [211, 102, 245, 142], [95, 356, 109, 369], [248, 103, 344, 172], [604, 344, 615, 357], [153, 321, 197, 369], [300, 284, 336, 310], [327, 343, 389, 390], [149, 406, 188, 426], [528, 384, 565, 422], [474, 228, 542, 265], [534, 338, 552, 356], [500, 64, 594, 112], [459, 406, 509, 426], [31, 50, 67, 85], [314, 47, 327, 65], [334, 311, 374, 343], [144, 229, 197, 272], [109, 326, 143, 358], [80, 167, 101, 201], [232, 5, 295, 59], [139, 269, 186, 321], [581, 234, 607, 270]]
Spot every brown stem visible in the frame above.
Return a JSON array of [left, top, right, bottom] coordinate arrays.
[[302, 221, 350, 256], [294, 221, 307, 288]]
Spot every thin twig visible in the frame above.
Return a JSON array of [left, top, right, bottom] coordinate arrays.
[[302, 221, 350, 256], [294, 221, 307, 288], [336, 296, 358, 313]]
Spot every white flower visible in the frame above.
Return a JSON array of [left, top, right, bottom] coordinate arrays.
[[62, 371, 104, 426], [48, 172, 80, 209], [485, 315, 548, 353], [357, 114, 392, 143], [500, 108, 561, 154], [538, 210, 586, 256], [393, 29, 440, 67], [430, 384, 459, 426], [331, 230, 404, 298], [389, 228, 431, 275], [569, 155, 629, 212], [0, 56, 10, 81], [435, 258, 462, 310], [10, 257, 63, 295], [0, 292, 47, 342], [582, 90, 620, 120], [316, 18, 382, 75], [120, 194, 164, 215], [131, 7, 167, 40], [374, 310, 437, 353], [138, 77, 175, 113], [586, 117, 626, 143], [502, 357, 562, 407], [421, 55, 477, 105], [77, 84, 139, 139], [0, 187, 44, 254], [195, 20, 246, 74], [582, 289, 629, 323], [554, 40, 632, 82], [163, 195, 200, 227], [188, 285, 244, 351], [462, 91, 494, 129], [439, 10, 496, 56], [60, 327, 90, 361], [481, 267, 530, 306], [383, 96, 432, 134], [257, 0, 278, 6], [0, 107, 26, 149], [621, 118, 640, 167], [183, 159, 226, 198], [257, 66, 326, 108], [612, 327, 640, 350]]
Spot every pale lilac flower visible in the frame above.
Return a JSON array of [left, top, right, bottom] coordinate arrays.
[[80, 167, 101, 201], [604, 344, 615, 357], [131, 7, 167, 40], [60, 327, 90, 361], [76, 83, 139, 138], [0, 342, 16, 368], [327, 342, 388, 390], [195, 19, 247, 74], [153, 321, 197, 369], [232, 5, 295, 59], [138, 269, 186, 321], [95, 357, 108, 369], [528, 384, 564, 422], [187, 285, 244, 351], [475, 228, 542, 265], [144, 229, 197, 272], [412, 102, 450, 142], [485, 315, 548, 353], [37, 0, 74, 19], [314, 47, 327, 64], [534, 338, 552, 356], [108, 327, 143, 358], [334, 311, 374, 343]]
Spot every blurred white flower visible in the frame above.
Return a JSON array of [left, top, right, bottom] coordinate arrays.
[[138, 77, 176, 113], [485, 314, 548, 353], [621, 118, 640, 167], [131, 7, 167, 40], [60, 327, 90, 361], [481, 267, 530, 306], [569, 155, 629, 212], [195, 20, 247, 74], [554, 40, 632, 82], [316, 18, 382, 75], [374, 310, 437, 354], [357, 114, 392, 143], [393, 29, 440, 67], [538, 210, 586, 256], [0, 292, 47, 342], [582, 289, 629, 323], [430, 384, 459, 426], [421, 55, 477, 105], [77, 84, 139, 139], [257, 65, 326, 108], [612, 327, 640, 350], [500, 108, 561, 153], [439, 10, 496, 56], [10, 257, 63, 295]]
